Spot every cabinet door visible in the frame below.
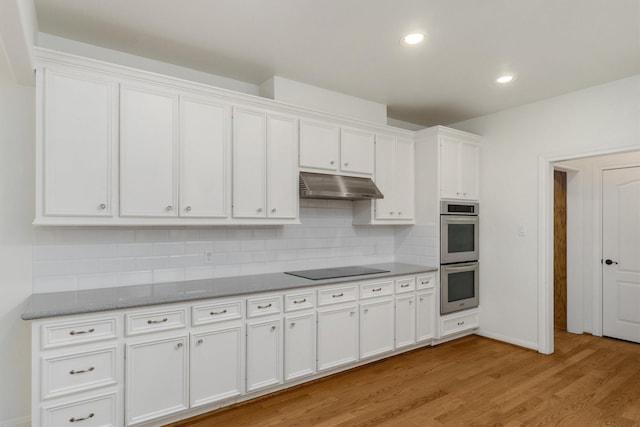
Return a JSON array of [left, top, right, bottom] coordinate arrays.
[[233, 107, 266, 218], [395, 295, 416, 349], [416, 290, 435, 342], [317, 305, 358, 371], [374, 134, 396, 219], [246, 318, 282, 392], [340, 128, 374, 175], [284, 312, 316, 381], [299, 120, 339, 171], [439, 135, 460, 200], [360, 299, 394, 359], [459, 142, 480, 200], [179, 96, 230, 218], [394, 138, 415, 219], [267, 114, 298, 219], [190, 325, 243, 407], [126, 335, 188, 425], [42, 68, 116, 217], [120, 84, 178, 217]]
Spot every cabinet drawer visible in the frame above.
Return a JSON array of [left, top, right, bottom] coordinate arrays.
[[395, 277, 416, 294], [416, 274, 436, 290], [246, 296, 282, 318], [318, 285, 358, 306], [41, 392, 117, 427], [284, 291, 315, 312], [192, 301, 242, 326], [41, 316, 118, 350], [359, 281, 394, 300], [440, 310, 479, 337], [125, 308, 186, 336], [41, 347, 117, 400]]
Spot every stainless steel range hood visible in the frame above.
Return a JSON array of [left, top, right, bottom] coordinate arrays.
[[299, 172, 384, 201]]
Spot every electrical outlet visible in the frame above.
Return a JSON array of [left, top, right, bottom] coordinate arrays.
[[204, 250, 214, 264], [518, 224, 528, 236]]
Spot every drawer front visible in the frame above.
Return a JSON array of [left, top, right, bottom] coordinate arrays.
[[318, 285, 358, 306], [126, 308, 186, 336], [284, 291, 315, 312], [246, 296, 282, 318], [359, 280, 394, 300], [42, 392, 117, 427], [416, 274, 436, 290], [395, 277, 416, 294], [441, 311, 480, 337], [41, 317, 118, 350], [192, 301, 242, 326], [42, 347, 117, 399]]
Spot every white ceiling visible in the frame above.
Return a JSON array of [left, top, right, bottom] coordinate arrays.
[[34, 0, 640, 126]]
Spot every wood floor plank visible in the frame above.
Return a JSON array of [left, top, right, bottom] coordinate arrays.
[[166, 332, 640, 427]]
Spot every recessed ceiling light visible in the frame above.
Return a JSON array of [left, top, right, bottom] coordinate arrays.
[[402, 33, 425, 45], [496, 74, 515, 84]]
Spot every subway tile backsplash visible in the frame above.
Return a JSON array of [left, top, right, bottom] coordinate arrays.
[[32, 199, 438, 293]]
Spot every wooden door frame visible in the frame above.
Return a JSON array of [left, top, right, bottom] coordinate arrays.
[[537, 144, 638, 355]]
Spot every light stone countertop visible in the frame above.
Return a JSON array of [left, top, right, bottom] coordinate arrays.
[[22, 263, 438, 320]]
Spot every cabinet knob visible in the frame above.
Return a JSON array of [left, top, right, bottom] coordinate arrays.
[[389, 211, 394, 215], [257, 208, 263, 213], [271, 208, 277, 213], [398, 211, 403, 215], [98, 204, 106, 210], [344, 162, 349, 167], [420, 298, 424, 302], [330, 160, 335, 165], [409, 300, 413, 304], [350, 311, 355, 316], [463, 192, 467, 196], [176, 342, 183, 348], [271, 325, 277, 332], [456, 192, 461, 196], [166, 205, 173, 212], [185, 206, 192, 212], [290, 322, 296, 328], [196, 339, 203, 345], [364, 308, 369, 314]]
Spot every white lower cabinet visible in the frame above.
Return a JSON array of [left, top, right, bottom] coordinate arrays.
[[317, 305, 359, 371], [360, 298, 395, 359], [190, 324, 243, 407], [284, 312, 316, 381], [395, 295, 416, 349], [416, 290, 436, 342], [246, 318, 283, 392], [42, 392, 118, 427], [125, 335, 189, 425]]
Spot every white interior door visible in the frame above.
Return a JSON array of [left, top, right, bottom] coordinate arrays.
[[602, 166, 640, 343]]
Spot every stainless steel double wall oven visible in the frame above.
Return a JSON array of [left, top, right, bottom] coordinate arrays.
[[440, 200, 479, 314]]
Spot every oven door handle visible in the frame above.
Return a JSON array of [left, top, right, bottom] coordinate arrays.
[[444, 264, 477, 272], [443, 217, 478, 222]]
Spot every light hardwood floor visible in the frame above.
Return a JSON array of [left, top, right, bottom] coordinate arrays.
[[167, 331, 640, 426]]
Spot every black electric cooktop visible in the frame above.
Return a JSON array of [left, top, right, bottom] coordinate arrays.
[[284, 266, 390, 281]]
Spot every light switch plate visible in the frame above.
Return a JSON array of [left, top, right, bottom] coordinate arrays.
[[518, 224, 528, 236]]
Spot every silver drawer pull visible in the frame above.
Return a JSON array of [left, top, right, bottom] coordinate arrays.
[[401, 284, 410, 288], [147, 318, 168, 324], [257, 303, 272, 309], [332, 293, 344, 298], [457, 321, 465, 326], [372, 288, 382, 292], [69, 328, 95, 336], [69, 413, 94, 423], [293, 299, 307, 304], [69, 367, 95, 375], [210, 309, 228, 315]]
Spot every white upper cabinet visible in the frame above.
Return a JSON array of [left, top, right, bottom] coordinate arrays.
[[439, 134, 480, 200], [179, 96, 230, 218], [340, 128, 374, 175], [353, 133, 415, 225], [120, 83, 178, 217], [299, 120, 374, 176], [39, 67, 117, 219], [233, 106, 299, 220]]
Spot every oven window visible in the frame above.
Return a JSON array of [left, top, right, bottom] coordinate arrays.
[[448, 271, 475, 302], [448, 223, 475, 253]]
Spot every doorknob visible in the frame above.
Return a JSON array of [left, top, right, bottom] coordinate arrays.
[[604, 259, 618, 265]]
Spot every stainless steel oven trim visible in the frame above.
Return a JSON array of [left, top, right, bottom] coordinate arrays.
[[440, 214, 479, 264], [441, 261, 479, 315]]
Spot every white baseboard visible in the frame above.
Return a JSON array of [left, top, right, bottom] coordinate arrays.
[[0, 416, 30, 427], [476, 329, 539, 351]]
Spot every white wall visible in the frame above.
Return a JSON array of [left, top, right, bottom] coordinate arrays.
[[557, 151, 640, 334], [451, 75, 640, 350], [0, 44, 34, 426]]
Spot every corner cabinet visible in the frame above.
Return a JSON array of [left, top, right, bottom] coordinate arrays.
[[353, 134, 415, 224]]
